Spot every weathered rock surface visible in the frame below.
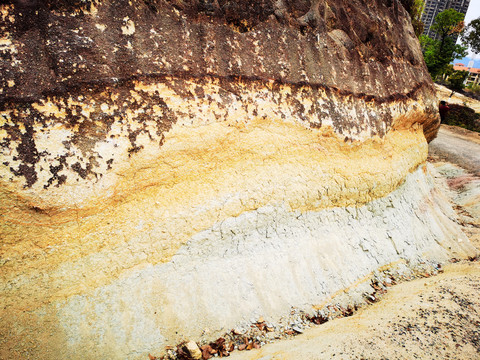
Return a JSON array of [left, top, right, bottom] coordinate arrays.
[[0, 1, 475, 359]]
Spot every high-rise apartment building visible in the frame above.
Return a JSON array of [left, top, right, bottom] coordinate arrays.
[[421, 0, 470, 39]]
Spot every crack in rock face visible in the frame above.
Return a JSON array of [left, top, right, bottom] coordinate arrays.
[[0, 1, 467, 360]]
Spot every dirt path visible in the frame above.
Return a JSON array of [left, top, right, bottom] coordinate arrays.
[[429, 125, 480, 175]]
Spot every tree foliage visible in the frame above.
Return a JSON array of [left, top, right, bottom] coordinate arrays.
[[462, 18, 480, 54], [400, 0, 425, 37], [431, 8, 465, 38], [421, 9, 467, 78], [442, 104, 480, 132], [447, 70, 469, 90]]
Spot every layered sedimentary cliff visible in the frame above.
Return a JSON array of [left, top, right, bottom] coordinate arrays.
[[0, 1, 477, 359]]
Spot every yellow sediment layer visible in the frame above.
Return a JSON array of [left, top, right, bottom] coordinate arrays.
[[0, 115, 427, 310]]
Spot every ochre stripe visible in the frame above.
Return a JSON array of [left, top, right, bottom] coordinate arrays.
[[1, 116, 426, 309]]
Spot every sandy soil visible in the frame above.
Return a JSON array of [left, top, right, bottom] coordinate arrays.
[[226, 159, 480, 360], [227, 96, 480, 360], [229, 262, 480, 360]]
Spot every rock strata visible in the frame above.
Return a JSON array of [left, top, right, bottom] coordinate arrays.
[[0, 1, 476, 359]]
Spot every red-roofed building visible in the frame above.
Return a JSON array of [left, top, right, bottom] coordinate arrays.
[[453, 63, 480, 86]]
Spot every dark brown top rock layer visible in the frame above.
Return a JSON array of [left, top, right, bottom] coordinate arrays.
[[1, 0, 431, 103]]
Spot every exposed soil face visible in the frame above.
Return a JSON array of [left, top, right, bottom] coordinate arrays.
[[220, 78, 480, 360], [223, 125, 480, 360], [151, 154, 480, 360], [226, 160, 480, 360], [227, 261, 480, 360], [144, 94, 480, 360]]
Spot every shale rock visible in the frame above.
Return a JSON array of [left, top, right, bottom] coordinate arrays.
[[0, 1, 476, 359]]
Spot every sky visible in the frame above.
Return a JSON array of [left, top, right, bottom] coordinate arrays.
[[464, 0, 480, 59], [465, 0, 480, 24]]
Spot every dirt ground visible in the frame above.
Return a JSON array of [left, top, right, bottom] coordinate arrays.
[[227, 94, 480, 360], [229, 263, 480, 360], [429, 126, 480, 175]]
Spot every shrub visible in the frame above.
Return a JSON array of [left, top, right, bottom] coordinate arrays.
[[442, 103, 480, 132], [447, 70, 469, 91], [466, 83, 480, 95]]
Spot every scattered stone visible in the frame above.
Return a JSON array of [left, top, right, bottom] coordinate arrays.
[[292, 325, 304, 334], [156, 264, 465, 359], [185, 341, 202, 360]]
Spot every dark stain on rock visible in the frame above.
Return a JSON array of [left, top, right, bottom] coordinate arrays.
[[44, 155, 68, 188], [29, 205, 46, 213], [143, 0, 158, 14], [7, 121, 40, 187], [127, 128, 145, 156], [71, 161, 92, 179], [10, 163, 37, 188], [194, 85, 205, 99], [154, 97, 178, 138]]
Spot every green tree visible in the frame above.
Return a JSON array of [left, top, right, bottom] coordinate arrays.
[[462, 18, 480, 54], [447, 70, 469, 90], [400, 0, 425, 37], [421, 9, 467, 78], [431, 9, 465, 38]]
